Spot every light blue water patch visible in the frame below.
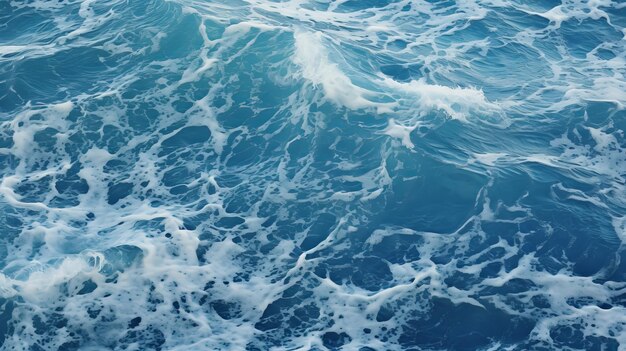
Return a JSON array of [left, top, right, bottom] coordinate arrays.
[[1, 0, 626, 350]]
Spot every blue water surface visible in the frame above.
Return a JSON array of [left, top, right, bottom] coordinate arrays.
[[0, 0, 625, 350]]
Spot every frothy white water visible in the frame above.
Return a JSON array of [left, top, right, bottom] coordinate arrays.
[[0, 0, 625, 350]]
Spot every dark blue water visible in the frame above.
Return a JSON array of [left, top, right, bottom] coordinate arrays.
[[1, 0, 625, 350]]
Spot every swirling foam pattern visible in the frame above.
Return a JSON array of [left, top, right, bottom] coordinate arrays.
[[1, 0, 626, 350]]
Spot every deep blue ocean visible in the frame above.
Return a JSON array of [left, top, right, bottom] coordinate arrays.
[[1, 0, 626, 350]]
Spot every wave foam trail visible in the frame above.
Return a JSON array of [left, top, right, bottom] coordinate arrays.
[[1, 0, 626, 350]]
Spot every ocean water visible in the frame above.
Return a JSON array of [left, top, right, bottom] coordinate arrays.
[[0, 0, 625, 350]]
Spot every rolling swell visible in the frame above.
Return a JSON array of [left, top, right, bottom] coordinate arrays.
[[0, 0, 625, 350]]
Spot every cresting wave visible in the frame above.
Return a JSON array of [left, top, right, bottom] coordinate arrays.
[[0, 0, 625, 350]]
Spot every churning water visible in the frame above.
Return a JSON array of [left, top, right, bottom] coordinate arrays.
[[1, 0, 626, 350]]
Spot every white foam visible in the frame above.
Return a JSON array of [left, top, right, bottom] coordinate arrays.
[[1, 0, 625, 349], [613, 216, 626, 244], [383, 118, 418, 149], [292, 31, 377, 110], [382, 77, 499, 121], [470, 152, 507, 166]]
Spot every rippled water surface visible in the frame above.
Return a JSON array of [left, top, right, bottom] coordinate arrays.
[[1, 0, 626, 350]]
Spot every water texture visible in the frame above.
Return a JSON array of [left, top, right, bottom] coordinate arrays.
[[1, 0, 626, 350]]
